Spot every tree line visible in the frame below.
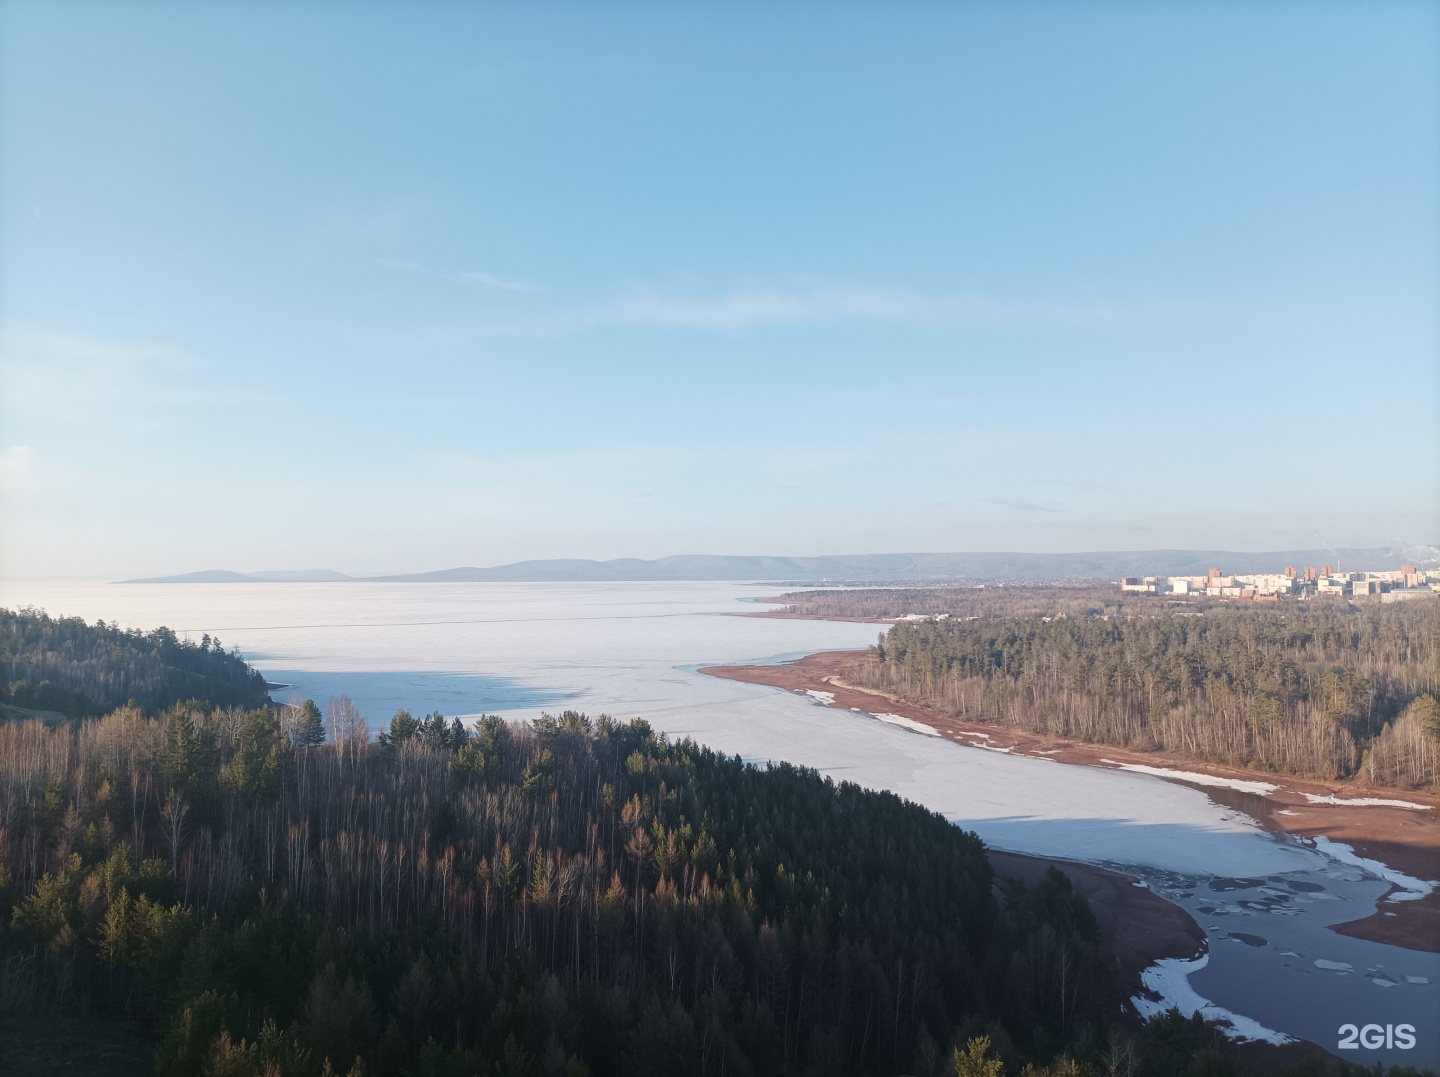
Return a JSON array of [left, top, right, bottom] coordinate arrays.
[[769, 586, 1141, 622], [842, 603, 1440, 787]]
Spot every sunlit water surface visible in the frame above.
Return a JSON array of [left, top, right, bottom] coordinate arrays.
[[3, 580, 1435, 1066]]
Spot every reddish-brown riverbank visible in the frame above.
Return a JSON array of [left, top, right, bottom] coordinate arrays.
[[701, 649, 1440, 954], [986, 850, 1204, 993]]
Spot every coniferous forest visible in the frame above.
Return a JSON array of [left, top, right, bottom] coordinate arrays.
[[0, 699, 1138, 1077], [1, 608, 270, 718], [842, 603, 1440, 788]]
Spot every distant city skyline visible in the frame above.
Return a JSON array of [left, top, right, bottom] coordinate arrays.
[[1, 2, 1437, 579]]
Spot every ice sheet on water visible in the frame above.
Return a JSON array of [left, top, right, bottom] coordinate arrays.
[[1310, 836, 1437, 901], [1133, 955, 1294, 1045]]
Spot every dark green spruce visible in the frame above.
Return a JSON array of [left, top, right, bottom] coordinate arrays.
[[1, 607, 270, 718]]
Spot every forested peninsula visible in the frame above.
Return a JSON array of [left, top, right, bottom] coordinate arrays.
[[2, 608, 269, 719], [765, 595, 1439, 789], [0, 610, 1424, 1077]]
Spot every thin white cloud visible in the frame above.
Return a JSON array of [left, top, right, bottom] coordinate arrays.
[[601, 287, 937, 329], [0, 445, 34, 489], [594, 287, 1184, 331], [374, 258, 540, 292], [348, 270, 1191, 337], [0, 329, 213, 434], [983, 497, 1069, 514], [457, 271, 537, 291], [0, 329, 192, 373]]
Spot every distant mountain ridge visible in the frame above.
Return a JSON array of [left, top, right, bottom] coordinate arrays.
[[122, 569, 357, 584], [122, 546, 1433, 584]]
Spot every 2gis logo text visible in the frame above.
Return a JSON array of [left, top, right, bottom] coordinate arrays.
[[1338, 1024, 1417, 1051]]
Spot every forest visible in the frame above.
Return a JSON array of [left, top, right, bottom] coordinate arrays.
[[841, 602, 1440, 787], [1, 608, 269, 718], [0, 613, 1429, 1077], [0, 699, 1145, 1077], [767, 586, 1143, 622]]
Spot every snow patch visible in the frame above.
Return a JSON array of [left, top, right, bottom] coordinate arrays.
[[803, 689, 835, 705], [1132, 954, 1294, 1045], [1301, 793, 1431, 810], [1310, 836, 1437, 902], [870, 713, 941, 738], [1100, 761, 1280, 796], [954, 730, 1012, 751]]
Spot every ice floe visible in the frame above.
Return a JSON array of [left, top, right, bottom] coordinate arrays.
[[1315, 959, 1353, 971], [1099, 761, 1280, 796], [1310, 836, 1437, 901], [1132, 954, 1294, 1045]]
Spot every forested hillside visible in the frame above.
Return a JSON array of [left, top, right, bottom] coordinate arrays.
[[0, 608, 269, 718], [768, 586, 1139, 621], [844, 604, 1440, 787], [0, 701, 1154, 1077]]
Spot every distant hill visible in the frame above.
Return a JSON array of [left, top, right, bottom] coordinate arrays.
[[124, 547, 1433, 584], [123, 568, 355, 583]]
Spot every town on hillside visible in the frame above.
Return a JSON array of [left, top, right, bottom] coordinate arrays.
[[1119, 563, 1440, 601]]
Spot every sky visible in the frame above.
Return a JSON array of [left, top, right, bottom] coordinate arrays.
[[1, 1, 1437, 579]]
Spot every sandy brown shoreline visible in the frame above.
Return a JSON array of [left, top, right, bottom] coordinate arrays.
[[700, 649, 1440, 954], [986, 849, 1204, 993]]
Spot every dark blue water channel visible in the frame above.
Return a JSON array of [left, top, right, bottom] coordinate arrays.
[[1112, 855, 1439, 1070]]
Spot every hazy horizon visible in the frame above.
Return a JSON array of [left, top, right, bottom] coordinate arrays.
[[2, 2, 1437, 579], [3, 542, 1434, 587]]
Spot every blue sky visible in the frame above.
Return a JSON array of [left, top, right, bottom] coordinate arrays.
[[1, 1, 1437, 577]]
